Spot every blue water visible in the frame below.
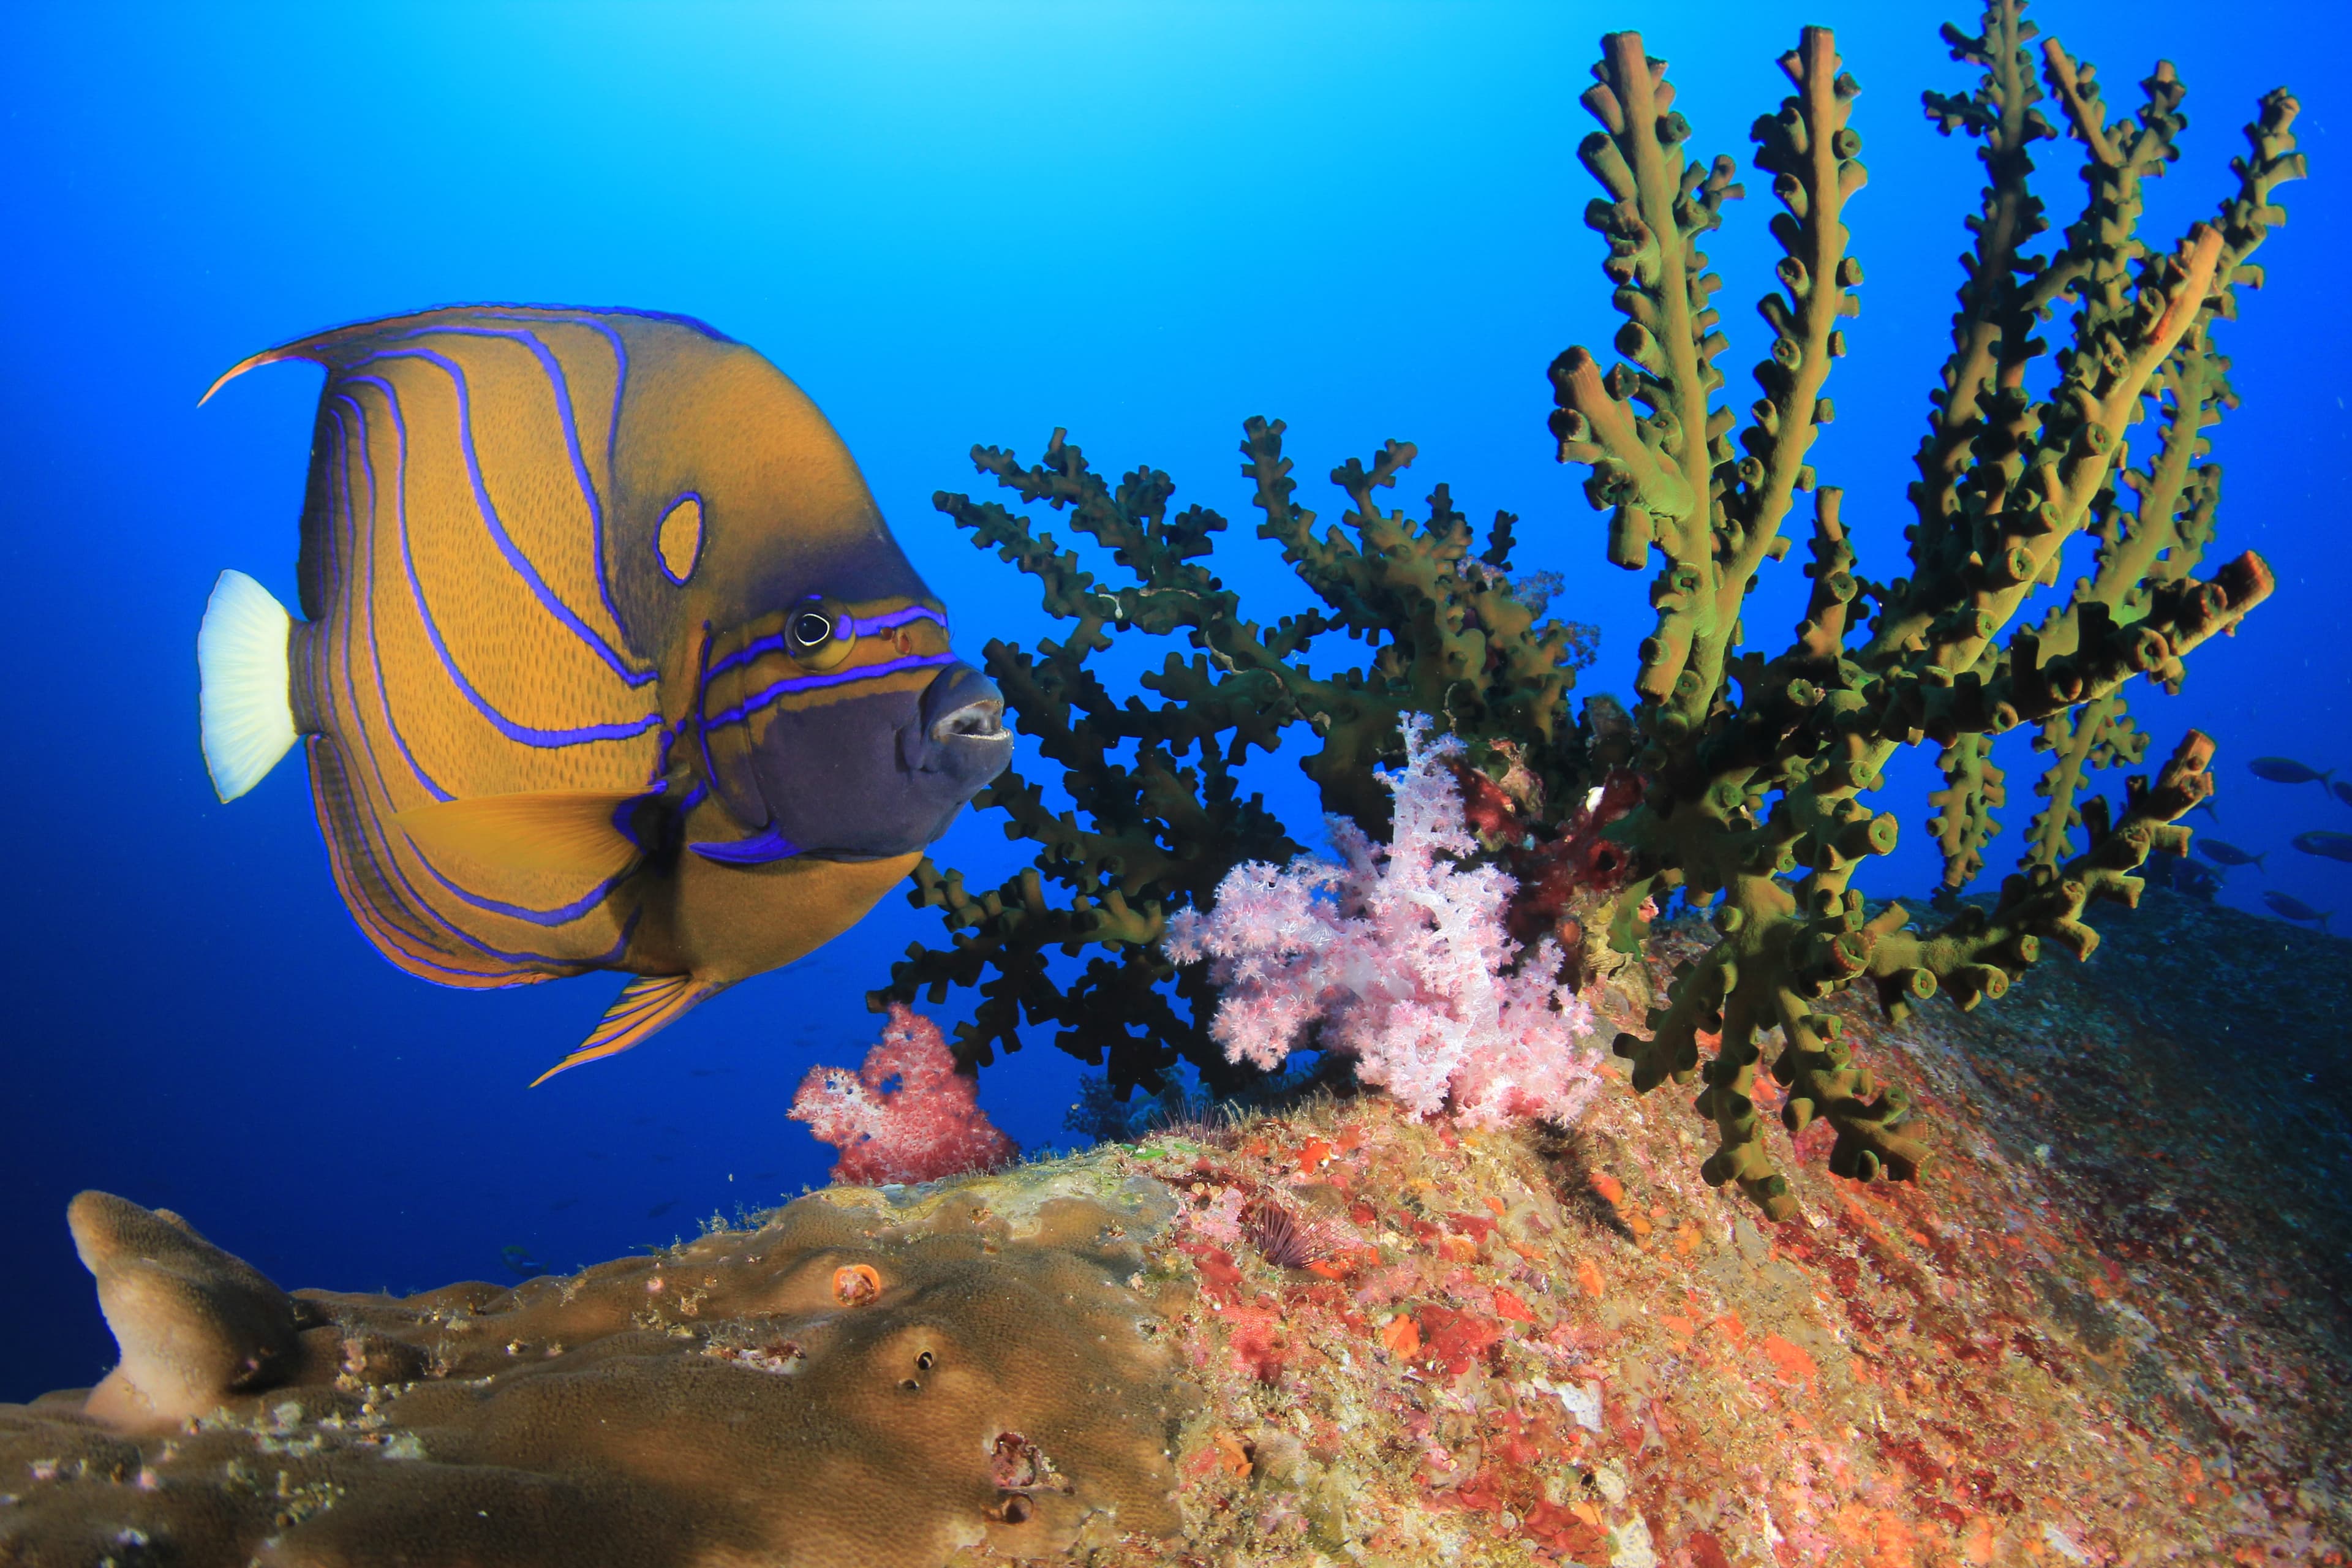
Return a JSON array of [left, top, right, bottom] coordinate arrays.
[[3, 2, 2345, 1401]]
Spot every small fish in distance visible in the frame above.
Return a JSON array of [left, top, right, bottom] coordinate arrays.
[[2144, 853, 2221, 901], [500, 1245, 548, 1278], [2291, 831, 2352, 864], [195, 306, 1013, 1082], [2262, 891, 2333, 933], [2334, 780, 2352, 810], [2194, 839, 2264, 870], [2192, 797, 2221, 823], [2248, 756, 2335, 787]]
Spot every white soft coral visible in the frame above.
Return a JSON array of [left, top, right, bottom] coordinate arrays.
[[1166, 715, 1603, 1127]]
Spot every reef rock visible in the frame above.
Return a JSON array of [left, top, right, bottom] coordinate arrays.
[[2, 1169, 1195, 1567], [4, 894, 2346, 1567]]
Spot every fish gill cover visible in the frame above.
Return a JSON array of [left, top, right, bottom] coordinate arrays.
[[880, 0, 2304, 1219]]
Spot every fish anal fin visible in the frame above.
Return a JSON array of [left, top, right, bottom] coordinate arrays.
[[393, 791, 648, 880], [531, 975, 723, 1085]]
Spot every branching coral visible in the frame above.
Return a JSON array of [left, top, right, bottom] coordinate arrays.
[[1167, 716, 1604, 1128], [1544, 5, 2301, 1215], [873, 0, 2301, 1221], [872, 427, 1596, 1098]]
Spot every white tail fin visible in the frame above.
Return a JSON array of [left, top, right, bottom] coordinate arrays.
[[198, 570, 296, 802]]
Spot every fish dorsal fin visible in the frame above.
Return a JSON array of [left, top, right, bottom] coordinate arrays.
[[530, 975, 725, 1085], [391, 791, 648, 878]]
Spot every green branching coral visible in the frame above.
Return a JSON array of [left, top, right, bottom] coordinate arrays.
[[1546, 6, 2302, 1216], [872, 426, 1595, 1095]]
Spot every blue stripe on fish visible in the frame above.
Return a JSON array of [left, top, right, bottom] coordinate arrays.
[[350, 346, 653, 687], [347, 372, 665, 752], [334, 389, 455, 802], [702, 605, 949, 681], [689, 826, 801, 865], [703, 652, 960, 731], [381, 322, 646, 666], [411, 846, 639, 928]]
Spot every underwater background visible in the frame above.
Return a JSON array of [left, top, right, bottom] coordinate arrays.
[[1, 0, 2343, 1404]]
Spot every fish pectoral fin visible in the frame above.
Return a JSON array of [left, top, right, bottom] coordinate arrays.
[[392, 791, 649, 878], [530, 975, 725, 1086]]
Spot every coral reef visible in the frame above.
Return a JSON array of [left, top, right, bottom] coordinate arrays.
[[9, 892, 2343, 1564], [868, 1, 2305, 1222], [1167, 716, 1604, 1128], [872, 425, 1596, 1099], [1, 1174, 1196, 1567], [789, 1005, 1018, 1186]]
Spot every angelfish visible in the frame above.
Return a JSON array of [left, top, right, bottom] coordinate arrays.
[[196, 306, 1012, 1080]]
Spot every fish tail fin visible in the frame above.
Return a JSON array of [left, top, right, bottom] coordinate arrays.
[[198, 570, 298, 802], [530, 975, 724, 1087]]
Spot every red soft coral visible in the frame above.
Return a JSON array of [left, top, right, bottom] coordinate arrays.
[[788, 1006, 1019, 1185]]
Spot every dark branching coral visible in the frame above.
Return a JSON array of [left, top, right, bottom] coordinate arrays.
[[1546, 6, 2301, 1215], [873, 427, 1594, 1096]]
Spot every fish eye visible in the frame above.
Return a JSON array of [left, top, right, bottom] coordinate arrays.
[[788, 610, 834, 650], [783, 597, 857, 671]]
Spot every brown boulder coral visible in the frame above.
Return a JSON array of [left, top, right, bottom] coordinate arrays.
[[1, 1170, 1196, 1568]]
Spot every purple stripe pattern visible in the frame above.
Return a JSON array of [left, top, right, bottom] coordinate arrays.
[[339, 369, 662, 749], [689, 826, 801, 865], [703, 605, 948, 681], [380, 323, 647, 661], [703, 652, 959, 731], [334, 386, 454, 802], [349, 346, 652, 688]]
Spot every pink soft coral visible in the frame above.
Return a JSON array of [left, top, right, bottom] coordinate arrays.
[[1166, 716, 1602, 1128], [788, 1006, 1019, 1185]]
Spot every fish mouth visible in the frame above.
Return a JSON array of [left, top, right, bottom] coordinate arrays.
[[929, 695, 1006, 745], [913, 665, 1013, 780]]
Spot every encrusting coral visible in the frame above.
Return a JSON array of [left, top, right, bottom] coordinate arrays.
[[2, 1180, 1196, 1567], [886, 0, 2304, 1220]]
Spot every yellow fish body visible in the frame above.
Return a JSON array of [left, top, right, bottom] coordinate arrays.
[[195, 306, 1011, 1079]]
